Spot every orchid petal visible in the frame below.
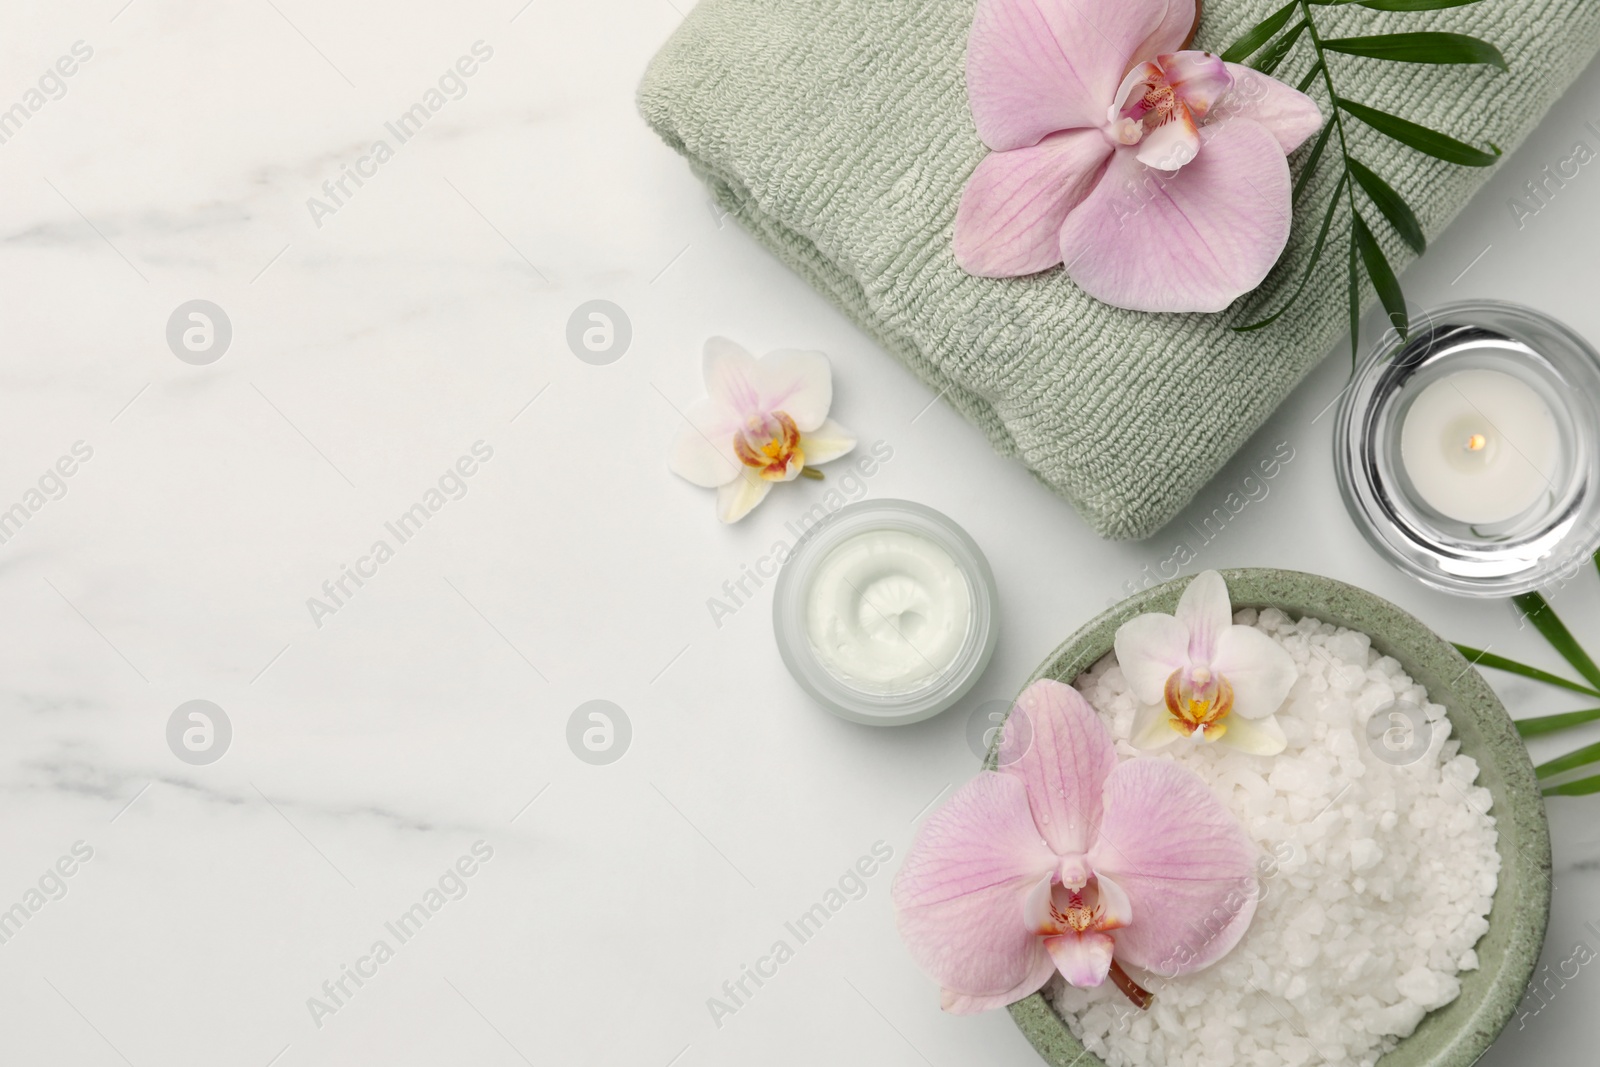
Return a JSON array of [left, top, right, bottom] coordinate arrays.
[[1023, 873, 1057, 934], [1216, 711, 1288, 755], [1212, 63, 1324, 153], [999, 680, 1117, 856], [1212, 625, 1298, 719], [703, 337, 763, 418], [799, 418, 857, 466], [1176, 570, 1232, 665], [715, 471, 772, 523], [967, 0, 1182, 151], [1129, 701, 1182, 750], [1159, 51, 1234, 119], [1113, 612, 1189, 706], [1059, 119, 1293, 313], [1094, 871, 1133, 930], [1089, 759, 1259, 976], [1135, 102, 1200, 172], [954, 130, 1113, 277], [669, 398, 742, 488], [1132, 0, 1198, 64], [940, 955, 1057, 1014], [749, 349, 833, 432], [894, 773, 1061, 1001], [1045, 930, 1116, 988]]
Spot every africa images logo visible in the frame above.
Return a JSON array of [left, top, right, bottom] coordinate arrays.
[[305, 442, 494, 628], [305, 841, 495, 1028]]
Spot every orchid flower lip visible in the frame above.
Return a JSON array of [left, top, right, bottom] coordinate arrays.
[[732, 410, 804, 481], [1102, 51, 1236, 174], [1163, 663, 1234, 741]]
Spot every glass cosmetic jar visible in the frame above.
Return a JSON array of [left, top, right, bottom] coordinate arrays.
[[772, 499, 999, 724]]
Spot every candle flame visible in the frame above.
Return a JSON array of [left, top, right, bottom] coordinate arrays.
[[1465, 433, 1488, 453]]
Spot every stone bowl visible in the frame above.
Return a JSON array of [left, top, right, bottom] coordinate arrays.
[[1006, 568, 1550, 1067]]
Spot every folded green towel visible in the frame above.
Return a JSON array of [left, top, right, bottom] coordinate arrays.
[[639, 0, 1600, 539]]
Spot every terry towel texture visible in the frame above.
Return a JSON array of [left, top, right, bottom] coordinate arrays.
[[639, 0, 1600, 539]]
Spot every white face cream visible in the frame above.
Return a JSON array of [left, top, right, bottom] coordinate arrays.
[[772, 500, 997, 725], [804, 529, 973, 694]]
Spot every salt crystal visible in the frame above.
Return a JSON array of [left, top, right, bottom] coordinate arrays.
[[1331, 664, 1366, 693], [1349, 839, 1382, 872], [1340, 948, 1373, 983], [1354, 682, 1395, 716], [1372, 1001, 1427, 1038], [1395, 966, 1460, 1010], [1292, 901, 1327, 936]]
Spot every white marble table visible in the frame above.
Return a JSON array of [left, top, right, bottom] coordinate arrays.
[[2, 1, 1598, 1064]]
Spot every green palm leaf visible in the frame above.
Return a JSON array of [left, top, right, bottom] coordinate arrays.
[[1222, 2, 1301, 63], [1513, 592, 1600, 692], [1347, 229, 1361, 361], [1297, 59, 1325, 93], [1516, 707, 1600, 738], [1536, 739, 1600, 779], [1544, 773, 1600, 798], [1293, 120, 1336, 204], [1348, 158, 1426, 253], [1322, 32, 1507, 70], [1255, 21, 1311, 75], [1352, 210, 1407, 336], [1346, 0, 1486, 11], [1455, 643, 1600, 698], [1339, 99, 1501, 166]]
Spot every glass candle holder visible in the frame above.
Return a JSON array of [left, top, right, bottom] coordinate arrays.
[[1335, 301, 1600, 597], [772, 499, 999, 724]]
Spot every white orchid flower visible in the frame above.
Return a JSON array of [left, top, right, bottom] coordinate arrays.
[[1113, 570, 1297, 755], [668, 338, 856, 523]]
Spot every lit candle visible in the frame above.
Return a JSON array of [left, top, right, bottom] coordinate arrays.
[[1399, 368, 1560, 525]]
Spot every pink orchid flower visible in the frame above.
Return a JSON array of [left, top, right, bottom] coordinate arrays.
[[955, 0, 1324, 312], [1114, 570, 1297, 754], [668, 337, 857, 523], [892, 679, 1258, 1012]]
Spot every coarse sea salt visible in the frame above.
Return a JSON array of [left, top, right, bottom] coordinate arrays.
[[1049, 607, 1499, 1067]]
